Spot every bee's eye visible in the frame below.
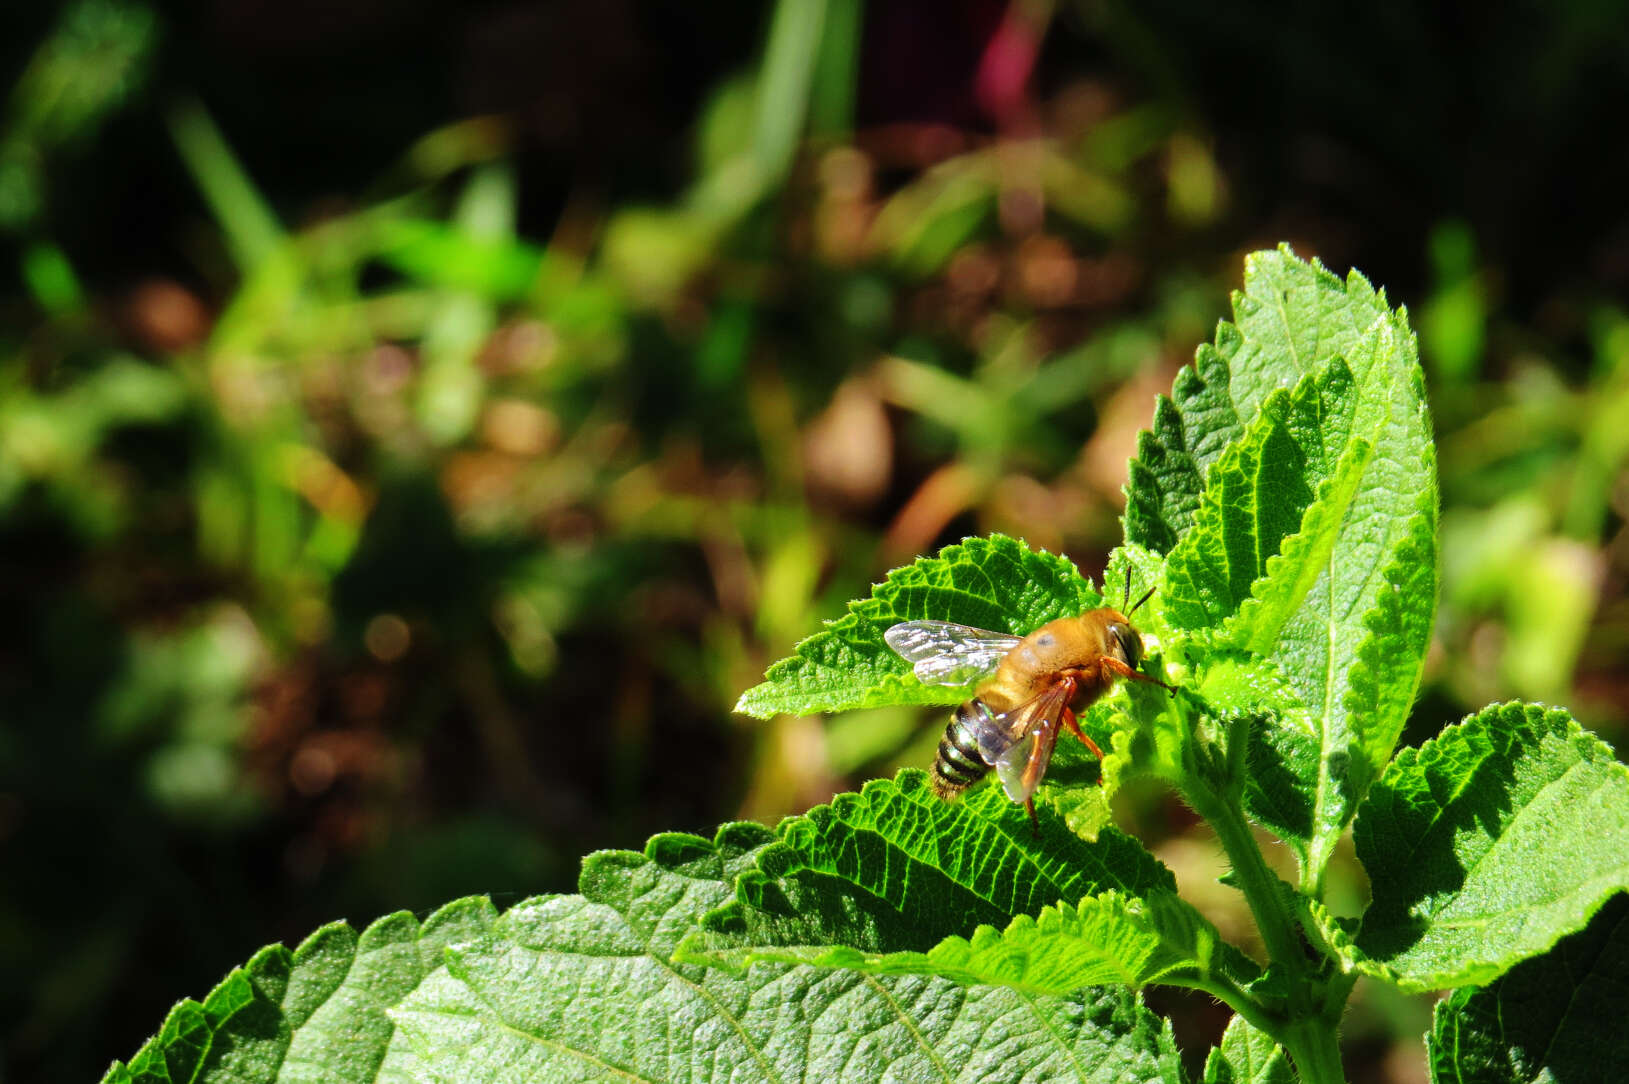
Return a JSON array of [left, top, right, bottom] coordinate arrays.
[[1110, 623, 1142, 668]]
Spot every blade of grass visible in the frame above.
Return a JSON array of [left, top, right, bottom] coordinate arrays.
[[416, 162, 511, 444], [807, 0, 861, 137], [754, 0, 828, 180], [167, 98, 284, 272]]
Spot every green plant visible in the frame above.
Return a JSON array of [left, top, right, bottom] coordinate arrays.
[[102, 248, 1629, 1083]]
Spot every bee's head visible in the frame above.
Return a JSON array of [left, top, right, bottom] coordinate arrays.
[[1110, 567, 1155, 672], [1105, 619, 1143, 670]]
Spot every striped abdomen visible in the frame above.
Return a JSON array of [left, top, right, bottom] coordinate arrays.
[[931, 698, 1009, 799]]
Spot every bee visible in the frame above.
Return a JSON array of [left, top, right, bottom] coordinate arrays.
[[884, 572, 1168, 829]]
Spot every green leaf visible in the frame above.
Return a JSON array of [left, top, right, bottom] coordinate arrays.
[[1242, 719, 1319, 847], [101, 897, 497, 1084], [1125, 388, 1213, 555], [106, 820, 1187, 1083], [735, 534, 1100, 717], [1203, 1014, 1294, 1084], [1196, 248, 1438, 878], [1181, 654, 1318, 849], [695, 889, 1239, 995], [374, 218, 546, 300], [1427, 894, 1629, 1084], [1162, 382, 1319, 630], [684, 771, 1258, 1004], [701, 771, 1178, 954], [1192, 355, 1364, 640], [1129, 249, 1437, 889], [1124, 323, 1246, 554], [1125, 244, 1388, 553], [1352, 703, 1629, 990], [383, 824, 1185, 1083]]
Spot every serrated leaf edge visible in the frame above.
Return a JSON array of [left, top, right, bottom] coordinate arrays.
[[685, 888, 1248, 995], [736, 534, 1099, 718], [1351, 702, 1629, 991]]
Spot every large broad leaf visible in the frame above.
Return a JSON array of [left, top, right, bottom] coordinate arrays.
[[1224, 258, 1436, 877], [384, 828, 1188, 1083], [1135, 247, 1437, 881], [702, 770, 1178, 954], [736, 534, 1099, 717], [1427, 894, 1629, 1084], [107, 822, 1186, 1083], [1161, 372, 1332, 631], [101, 898, 498, 1084], [1126, 244, 1388, 554], [692, 889, 1238, 996], [1202, 1014, 1294, 1084], [684, 771, 1256, 1002], [1352, 703, 1629, 990]]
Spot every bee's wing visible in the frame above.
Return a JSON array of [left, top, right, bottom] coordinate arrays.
[[993, 733, 1038, 803], [990, 682, 1071, 804], [884, 621, 1023, 687]]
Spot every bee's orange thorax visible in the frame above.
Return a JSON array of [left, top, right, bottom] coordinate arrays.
[[978, 609, 1129, 713]]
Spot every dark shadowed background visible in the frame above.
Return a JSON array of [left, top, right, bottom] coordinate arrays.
[[3, 1, 1628, 1080]]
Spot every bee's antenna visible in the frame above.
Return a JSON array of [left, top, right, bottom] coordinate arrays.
[[1122, 565, 1132, 611], [1128, 583, 1157, 617]]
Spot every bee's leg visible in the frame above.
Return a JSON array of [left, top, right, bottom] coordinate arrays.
[[1101, 655, 1175, 692], [1060, 707, 1105, 762], [1024, 796, 1039, 837]]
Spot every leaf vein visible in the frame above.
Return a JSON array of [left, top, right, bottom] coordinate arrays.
[[1013, 988, 1091, 1081], [430, 982, 659, 1082], [859, 972, 956, 1081]]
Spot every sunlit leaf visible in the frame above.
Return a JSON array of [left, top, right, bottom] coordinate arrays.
[[694, 889, 1235, 995], [1427, 894, 1629, 1084], [1352, 703, 1629, 990], [736, 534, 1101, 717], [697, 771, 1177, 954], [105, 822, 1187, 1083], [101, 898, 497, 1084], [1135, 246, 1438, 880], [1202, 1014, 1294, 1084]]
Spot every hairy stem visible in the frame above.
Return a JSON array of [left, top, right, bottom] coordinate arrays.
[[1280, 1018, 1347, 1084], [1191, 780, 1305, 973], [1181, 973, 1281, 1040], [1187, 773, 1349, 1083]]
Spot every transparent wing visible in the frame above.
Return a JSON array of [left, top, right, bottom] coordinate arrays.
[[884, 620, 1022, 687], [993, 733, 1036, 802], [990, 682, 1071, 803]]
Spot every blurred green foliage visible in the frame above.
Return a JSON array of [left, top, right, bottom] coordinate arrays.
[[3, 0, 1628, 1079]]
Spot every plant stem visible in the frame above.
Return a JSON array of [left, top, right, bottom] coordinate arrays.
[[1281, 1018, 1347, 1084], [1192, 784, 1305, 973], [1182, 974, 1280, 1040], [1187, 778, 1349, 1084]]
